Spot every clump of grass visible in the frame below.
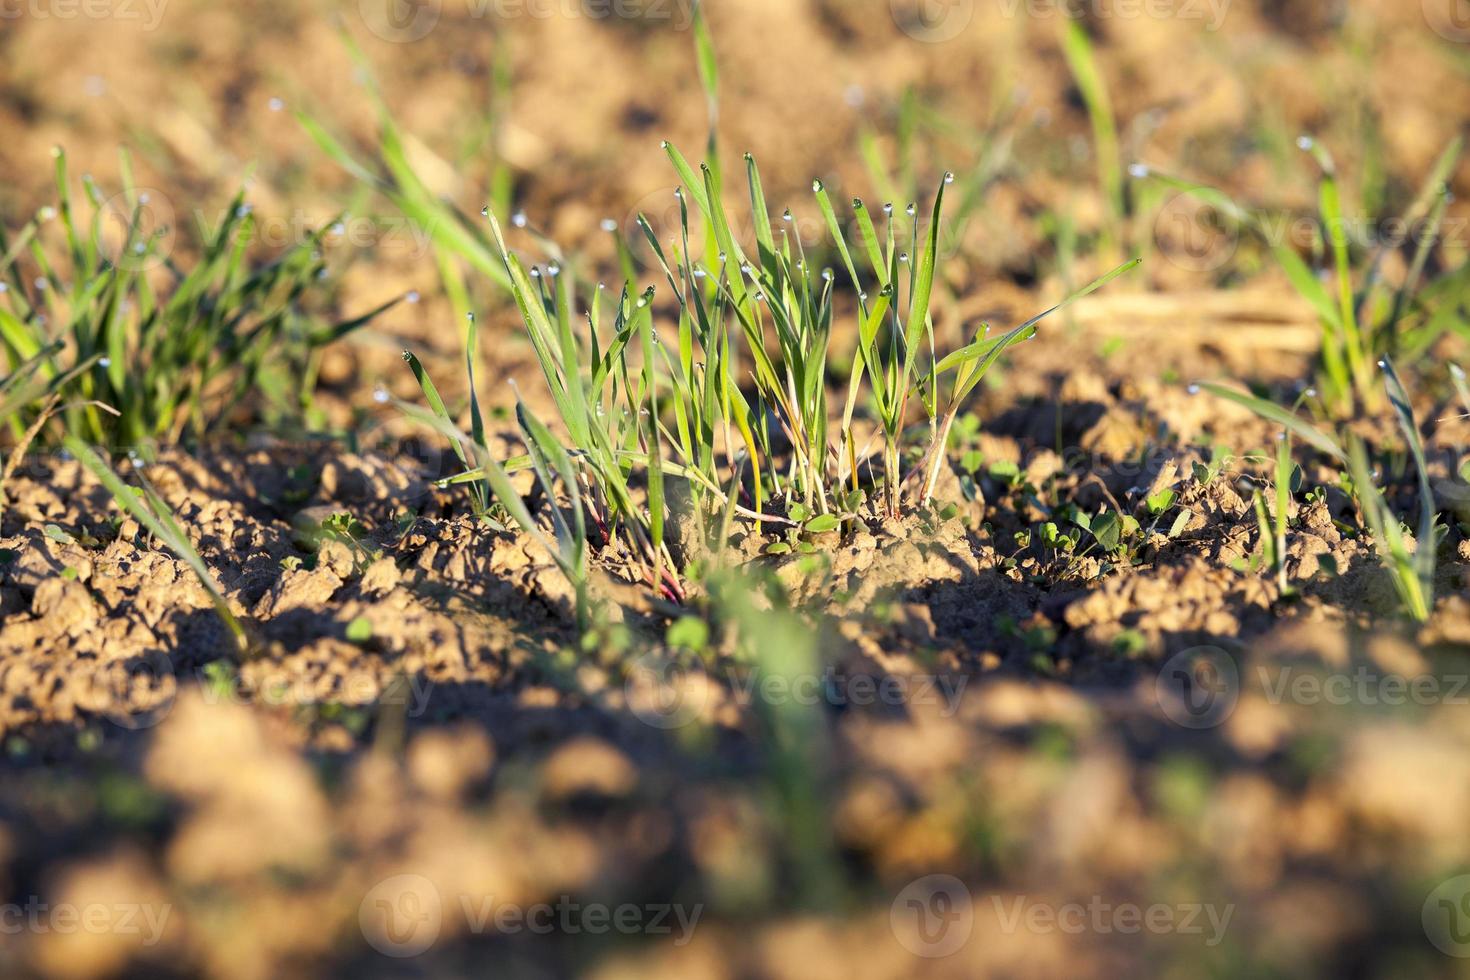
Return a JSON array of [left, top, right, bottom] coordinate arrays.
[[1201, 355, 1440, 621], [402, 145, 1136, 612], [296, 32, 516, 327], [0, 148, 393, 448], [1146, 136, 1467, 416], [401, 334, 602, 625]]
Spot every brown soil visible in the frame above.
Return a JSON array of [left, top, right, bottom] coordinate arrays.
[[3, 2, 1470, 978]]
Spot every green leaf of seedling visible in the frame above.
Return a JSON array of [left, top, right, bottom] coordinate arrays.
[[805, 514, 841, 534], [1197, 383, 1345, 461], [666, 615, 709, 653], [43, 523, 75, 545], [1091, 510, 1122, 553], [346, 617, 374, 644]]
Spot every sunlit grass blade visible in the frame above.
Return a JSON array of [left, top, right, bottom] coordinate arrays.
[[1197, 383, 1346, 461], [65, 437, 250, 654]]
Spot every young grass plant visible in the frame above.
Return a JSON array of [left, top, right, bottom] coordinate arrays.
[[297, 32, 517, 326], [1250, 433, 1297, 596], [0, 149, 393, 448], [1146, 137, 1467, 416], [1200, 354, 1439, 621], [64, 436, 251, 653], [425, 147, 1139, 615]]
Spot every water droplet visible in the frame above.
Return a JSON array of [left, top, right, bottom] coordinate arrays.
[[1128, 163, 1151, 179], [899, 252, 909, 263], [782, 209, 793, 222], [512, 212, 528, 228], [717, 252, 728, 263], [944, 172, 955, 184], [1296, 135, 1315, 151], [548, 263, 561, 277], [480, 206, 489, 217], [1377, 359, 1387, 369], [330, 221, 346, 235], [739, 263, 751, 274], [859, 291, 868, 301], [401, 350, 413, 361], [466, 312, 476, 322], [660, 140, 670, 149], [674, 188, 684, 199], [317, 268, 329, 280], [235, 204, 252, 218], [755, 292, 766, 301], [268, 97, 284, 112], [98, 357, 111, 368], [812, 179, 824, 192], [530, 268, 541, 278], [636, 297, 647, 308], [1187, 384, 1201, 395], [600, 218, 617, 232], [1452, 365, 1466, 380], [906, 203, 917, 217], [34, 277, 48, 291], [406, 290, 420, 304], [693, 269, 707, 279], [0, 283, 8, 293], [822, 269, 834, 282], [1305, 388, 1317, 398], [373, 388, 390, 404], [132, 243, 146, 255], [883, 203, 894, 215]]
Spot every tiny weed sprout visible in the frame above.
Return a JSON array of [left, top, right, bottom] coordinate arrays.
[[0, 149, 394, 448]]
